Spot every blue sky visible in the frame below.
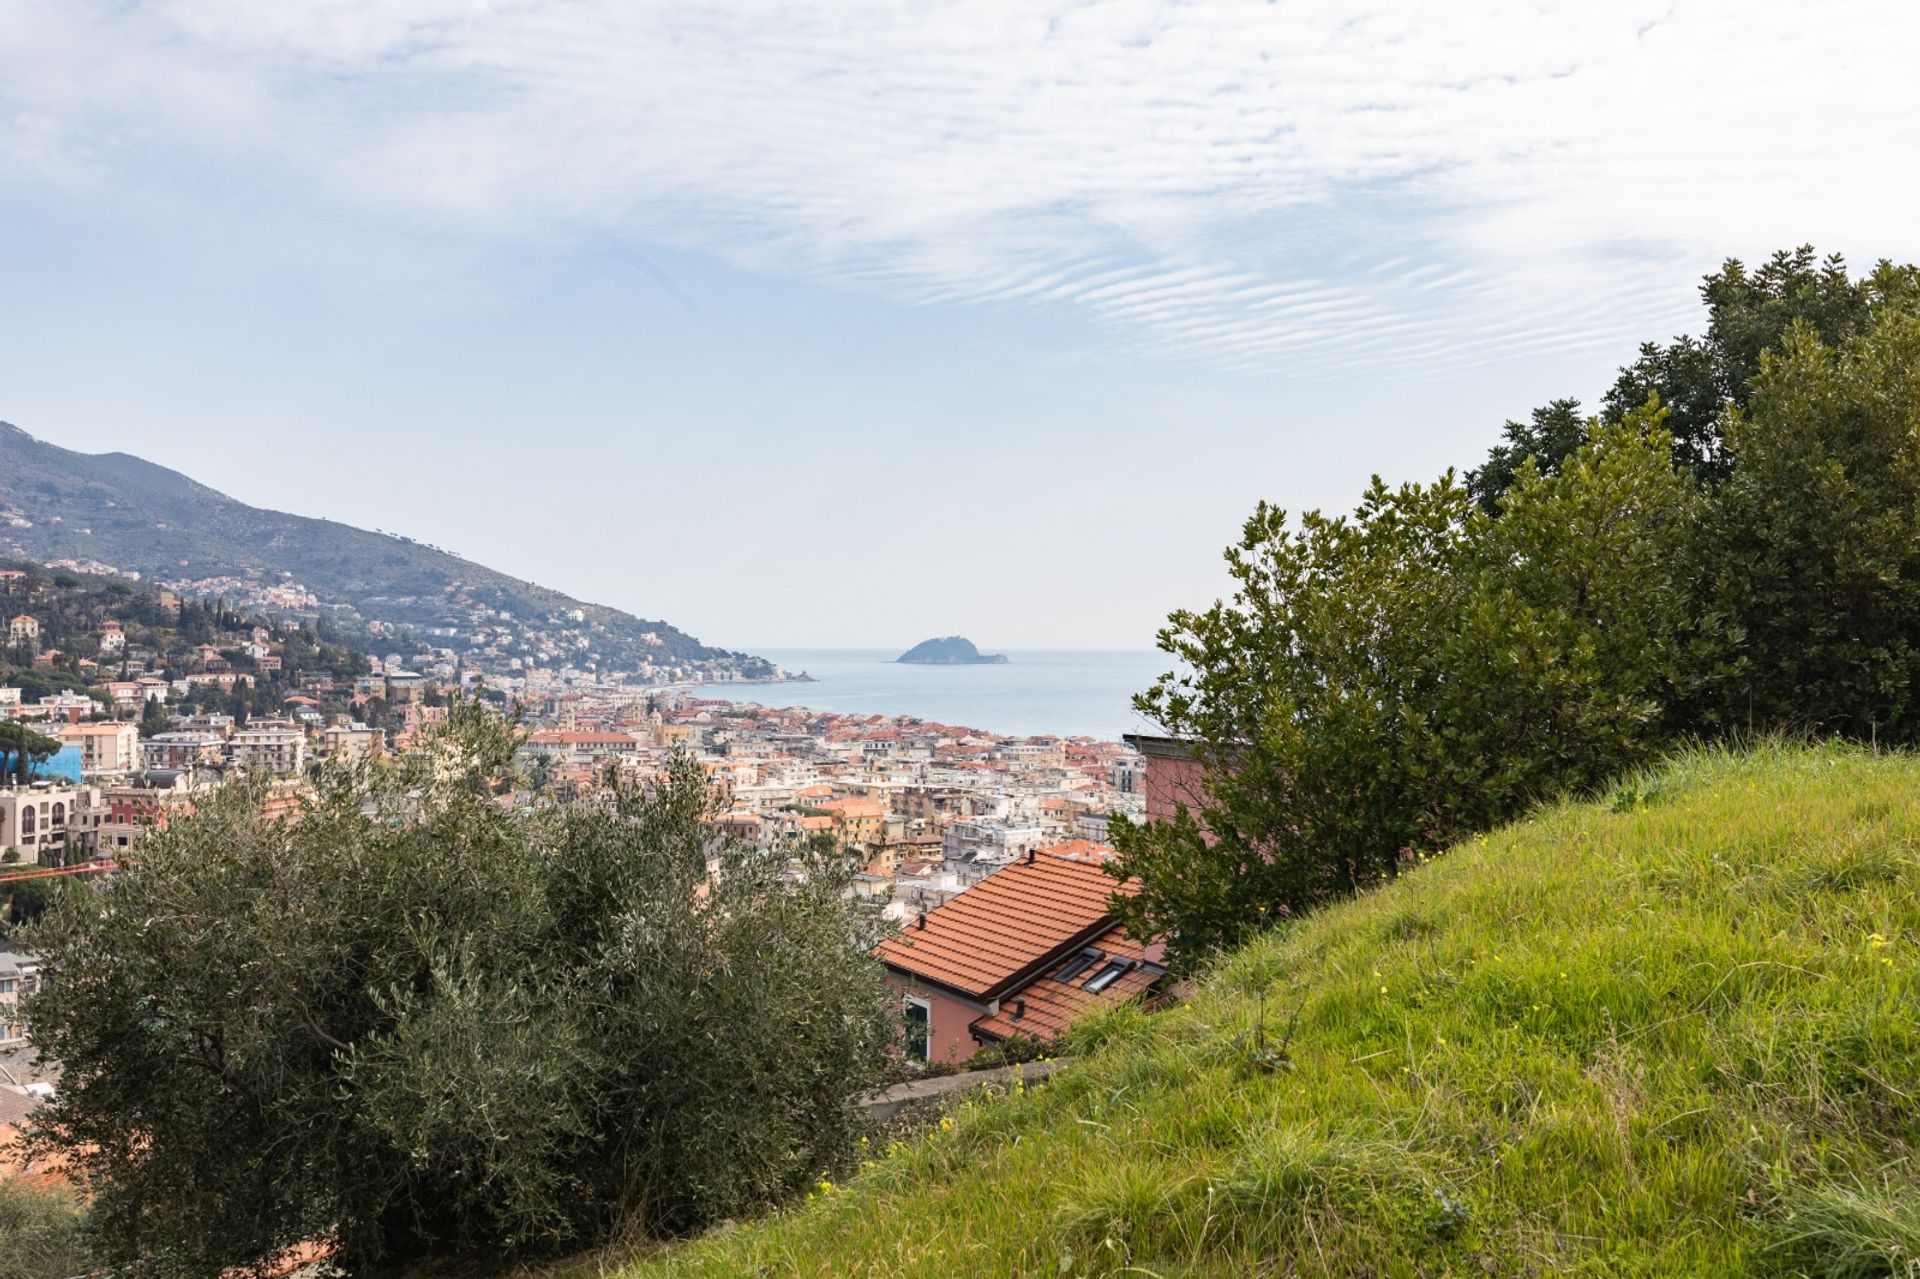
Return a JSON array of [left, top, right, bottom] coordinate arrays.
[[3, 1, 1916, 649]]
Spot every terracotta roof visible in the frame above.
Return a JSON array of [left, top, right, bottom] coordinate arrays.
[[874, 853, 1131, 999], [1043, 838, 1119, 864], [969, 926, 1162, 1043]]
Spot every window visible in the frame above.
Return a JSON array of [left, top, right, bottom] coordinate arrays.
[[1083, 960, 1132, 994], [902, 996, 932, 1062], [1053, 949, 1103, 984], [0, 979, 14, 995], [19, 808, 33, 837]]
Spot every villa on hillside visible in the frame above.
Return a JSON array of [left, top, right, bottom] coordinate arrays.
[[874, 849, 1169, 1064]]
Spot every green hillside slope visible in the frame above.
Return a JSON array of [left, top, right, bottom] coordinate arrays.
[[0, 420, 760, 674], [627, 744, 1919, 1278]]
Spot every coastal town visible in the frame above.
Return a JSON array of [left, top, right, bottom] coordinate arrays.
[[0, 559, 1160, 1076]]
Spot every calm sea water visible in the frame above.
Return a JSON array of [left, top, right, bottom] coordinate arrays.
[[701, 649, 1170, 742]]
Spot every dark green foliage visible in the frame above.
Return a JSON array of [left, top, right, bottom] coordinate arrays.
[[22, 703, 895, 1275], [1464, 397, 1587, 513], [5, 878, 56, 928], [1690, 296, 1920, 739], [137, 696, 169, 738], [1111, 416, 1696, 969], [1475, 246, 1895, 507]]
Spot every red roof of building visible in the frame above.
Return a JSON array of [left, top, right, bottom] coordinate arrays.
[[874, 853, 1132, 999], [1042, 838, 1119, 864], [969, 925, 1160, 1042]]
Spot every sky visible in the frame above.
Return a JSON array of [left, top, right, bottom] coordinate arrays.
[[2, 1, 1916, 651]]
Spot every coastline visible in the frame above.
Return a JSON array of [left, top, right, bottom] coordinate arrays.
[[640, 648, 1167, 742]]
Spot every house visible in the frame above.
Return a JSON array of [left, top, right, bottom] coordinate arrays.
[[522, 731, 645, 760], [873, 851, 1168, 1064], [384, 671, 427, 703], [96, 772, 202, 852], [34, 691, 98, 724], [97, 619, 126, 654], [819, 796, 886, 850], [6, 615, 38, 647]]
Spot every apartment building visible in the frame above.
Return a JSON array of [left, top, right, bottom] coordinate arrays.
[[57, 721, 140, 775], [226, 723, 308, 776], [320, 723, 384, 762], [0, 785, 103, 865], [143, 731, 226, 771]]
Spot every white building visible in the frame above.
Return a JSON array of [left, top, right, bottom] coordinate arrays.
[[226, 724, 307, 777], [0, 785, 104, 865], [57, 721, 140, 776]]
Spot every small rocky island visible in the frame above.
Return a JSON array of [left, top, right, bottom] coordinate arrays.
[[896, 636, 1009, 665]]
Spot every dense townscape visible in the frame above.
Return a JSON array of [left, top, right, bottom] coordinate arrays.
[[0, 557, 1150, 1067]]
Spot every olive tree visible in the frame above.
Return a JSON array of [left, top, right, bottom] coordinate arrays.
[[24, 703, 894, 1274]]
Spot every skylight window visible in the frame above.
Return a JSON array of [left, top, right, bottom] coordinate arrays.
[[1083, 959, 1131, 994], [1053, 949, 1102, 983]]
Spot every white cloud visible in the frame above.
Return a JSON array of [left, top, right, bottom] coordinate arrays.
[[3, 0, 1915, 372]]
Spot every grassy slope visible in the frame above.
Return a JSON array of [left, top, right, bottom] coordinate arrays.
[[619, 744, 1920, 1277]]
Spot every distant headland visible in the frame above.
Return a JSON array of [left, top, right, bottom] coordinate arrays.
[[896, 636, 1010, 665]]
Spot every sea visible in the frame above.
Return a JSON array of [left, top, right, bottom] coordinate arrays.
[[692, 649, 1170, 742]]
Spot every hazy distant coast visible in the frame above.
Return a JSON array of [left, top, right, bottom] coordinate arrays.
[[667, 648, 1164, 740]]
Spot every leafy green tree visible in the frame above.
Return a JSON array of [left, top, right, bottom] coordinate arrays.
[[1689, 304, 1920, 740], [0, 723, 60, 785], [24, 704, 894, 1274], [1110, 415, 1696, 969], [5, 878, 56, 928], [1475, 248, 1905, 509], [1602, 247, 1878, 482], [1465, 398, 1587, 512], [137, 696, 171, 739]]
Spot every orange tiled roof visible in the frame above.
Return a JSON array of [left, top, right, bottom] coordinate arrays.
[[874, 853, 1131, 999], [968, 925, 1161, 1043], [1043, 838, 1119, 864]]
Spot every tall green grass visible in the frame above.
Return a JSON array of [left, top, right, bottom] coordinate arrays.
[[0, 1181, 85, 1279], [617, 743, 1920, 1277]]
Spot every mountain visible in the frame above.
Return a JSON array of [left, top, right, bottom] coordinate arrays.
[[0, 421, 769, 682], [896, 636, 1009, 665]]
